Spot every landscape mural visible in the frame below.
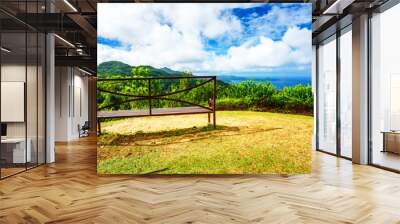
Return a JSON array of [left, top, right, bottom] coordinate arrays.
[[97, 3, 313, 174]]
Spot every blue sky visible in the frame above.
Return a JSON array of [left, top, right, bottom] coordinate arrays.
[[98, 3, 312, 77]]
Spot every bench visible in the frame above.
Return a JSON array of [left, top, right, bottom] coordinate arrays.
[[97, 76, 216, 134]]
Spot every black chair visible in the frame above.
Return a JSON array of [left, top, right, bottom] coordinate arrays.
[[79, 121, 90, 138]]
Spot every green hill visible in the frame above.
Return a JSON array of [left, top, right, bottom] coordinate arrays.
[[98, 61, 190, 77], [98, 61, 132, 77]]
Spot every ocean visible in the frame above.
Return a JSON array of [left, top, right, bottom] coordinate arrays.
[[217, 76, 311, 90]]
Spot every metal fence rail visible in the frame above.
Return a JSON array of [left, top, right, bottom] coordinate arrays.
[[96, 76, 217, 133]]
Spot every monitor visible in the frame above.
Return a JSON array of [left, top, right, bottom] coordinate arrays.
[[1, 123, 7, 137]]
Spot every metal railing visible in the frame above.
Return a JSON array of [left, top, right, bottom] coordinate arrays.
[[96, 76, 217, 133]]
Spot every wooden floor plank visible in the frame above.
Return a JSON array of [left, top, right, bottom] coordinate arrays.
[[0, 136, 400, 223]]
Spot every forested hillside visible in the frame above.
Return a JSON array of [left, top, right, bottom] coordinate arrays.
[[98, 61, 188, 78], [97, 61, 313, 114], [98, 61, 132, 77]]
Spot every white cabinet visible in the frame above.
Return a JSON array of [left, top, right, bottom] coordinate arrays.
[[1, 138, 32, 163]]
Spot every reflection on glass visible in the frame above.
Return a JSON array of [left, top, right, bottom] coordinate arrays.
[[27, 31, 38, 169], [390, 75, 400, 130], [0, 1, 47, 179], [38, 33, 46, 165], [340, 29, 352, 158], [371, 3, 400, 171], [318, 37, 337, 154], [1, 31, 27, 177]]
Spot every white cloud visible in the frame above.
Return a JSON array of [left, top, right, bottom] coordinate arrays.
[[207, 27, 311, 72], [282, 26, 312, 65], [97, 3, 311, 74], [98, 4, 243, 47], [249, 5, 311, 31]]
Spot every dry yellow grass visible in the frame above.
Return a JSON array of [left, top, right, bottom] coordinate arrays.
[[98, 111, 313, 174]]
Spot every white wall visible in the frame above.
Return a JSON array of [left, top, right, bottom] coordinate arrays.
[[1, 63, 46, 164], [55, 67, 89, 141], [1, 65, 42, 137], [1, 64, 26, 138], [55, 67, 69, 140], [72, 72, 89, 137]]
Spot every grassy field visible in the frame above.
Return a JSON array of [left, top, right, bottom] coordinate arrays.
[[97, 111, 313, 174]]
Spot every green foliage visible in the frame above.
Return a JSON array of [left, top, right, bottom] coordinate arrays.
[[98, 61, 132, 77], [98, 61, 192, 78], [97, 63, 313, 114], [214, 81, 313, 113], [132, 66, 150, 77], [98, 77, 313, 114], [216, 98, 250, 110]]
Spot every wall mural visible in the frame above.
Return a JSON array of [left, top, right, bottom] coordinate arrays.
[[97, 3, 313, 174]]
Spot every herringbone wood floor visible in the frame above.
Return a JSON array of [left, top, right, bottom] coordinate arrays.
[[1, 137, 400, 224]]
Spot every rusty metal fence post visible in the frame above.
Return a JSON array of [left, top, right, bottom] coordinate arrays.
[[148, 79, 152, 115], [97, 118, 101, 135], [213, 77, 216, 128]]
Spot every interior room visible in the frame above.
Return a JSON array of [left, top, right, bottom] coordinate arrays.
[[370, 2, 400, 171], [315, 26, 354, 159], [0, 0, 400, 223], [0, 10, 46, 178], [54, 66, 90, 141], [0, 0, 95, 179]]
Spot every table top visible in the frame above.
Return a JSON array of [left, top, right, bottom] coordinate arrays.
[[381, 131, 400, 134], [1, 138, 29, 143]]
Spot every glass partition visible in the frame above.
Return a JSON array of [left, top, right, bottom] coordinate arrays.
[[38, 32, 45, 165], [27, 31, 38, 169], [0, 2, 46, 179], [0, 30, 28, 177], [339, 28, 352, 158], [370, 3, 400, 171], [317, 35, 337, 154]]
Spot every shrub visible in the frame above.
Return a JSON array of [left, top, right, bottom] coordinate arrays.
[[216, 98, 250, 110], [97, 77, 314, 115]]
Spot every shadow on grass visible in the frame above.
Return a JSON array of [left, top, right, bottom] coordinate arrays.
[[99, 124, 282, 147]]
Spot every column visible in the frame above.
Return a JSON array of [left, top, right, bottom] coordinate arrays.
[[352, 14, 369, 164]]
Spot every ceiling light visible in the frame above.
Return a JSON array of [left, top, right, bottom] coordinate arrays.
[[63, 0, 78, 12], [76, 48, 85, 55], [54, 34, 75, 48], [1, 47, 11, 53], [323, 0, 355, 15]]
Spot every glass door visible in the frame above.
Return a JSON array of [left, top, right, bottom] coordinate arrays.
[[339, 27, 352, 158], [0, 1, 47, 179], [370, 3, 400, 171], [317, 35, 337, 154], [1, 30, 28, 178]]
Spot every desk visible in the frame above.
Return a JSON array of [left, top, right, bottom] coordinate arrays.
[[1, 138, 31, 163], [381, 131, 400, 154]]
